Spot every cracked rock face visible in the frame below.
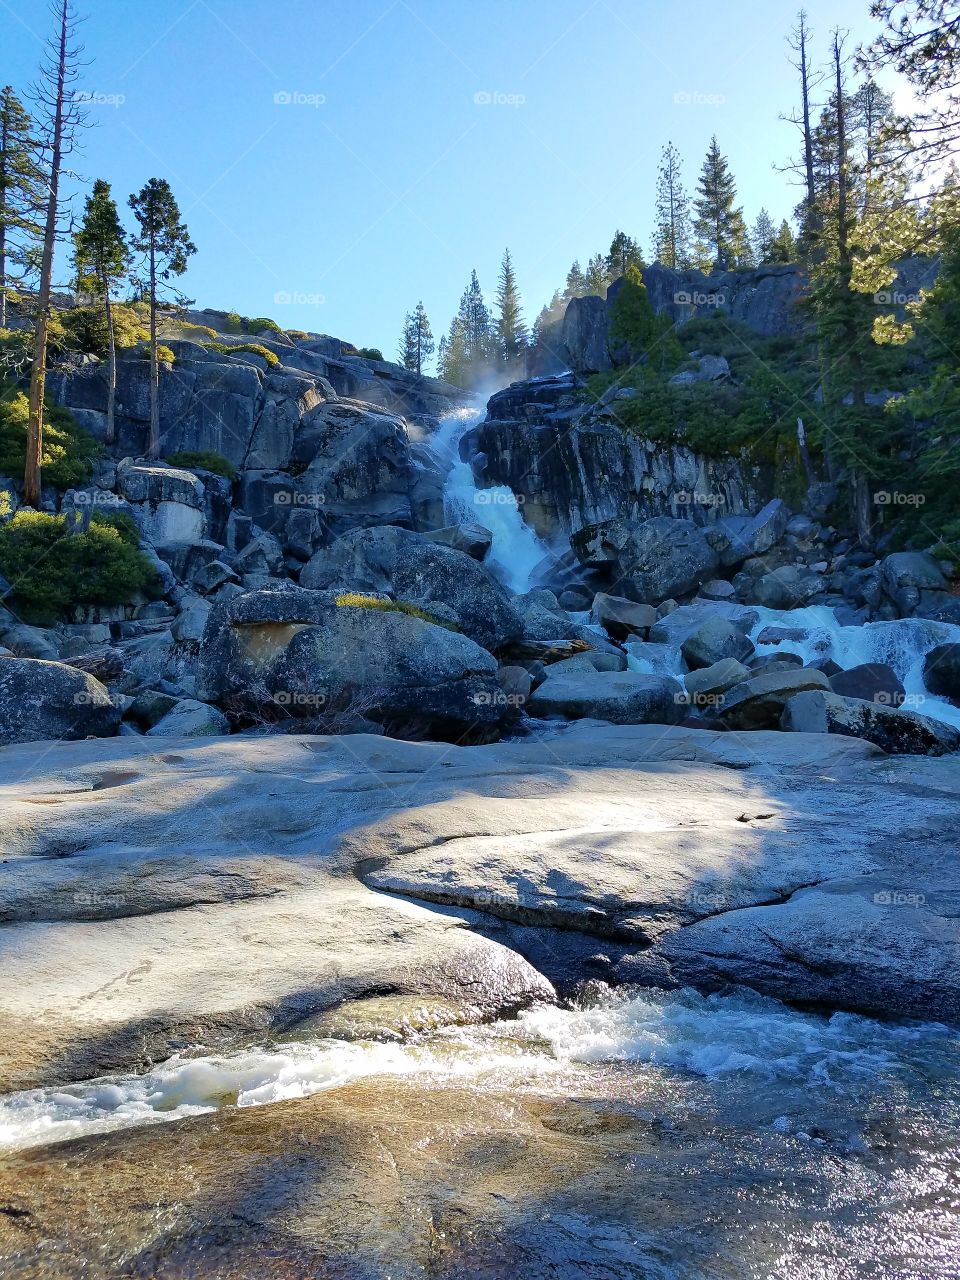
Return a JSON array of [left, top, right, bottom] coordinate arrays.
[[1, 724, 958, 1096]]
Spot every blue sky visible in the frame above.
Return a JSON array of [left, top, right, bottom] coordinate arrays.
[[4, 0, 890, 363]]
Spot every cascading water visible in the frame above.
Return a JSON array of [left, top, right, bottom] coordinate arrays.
[[627, 600, 960, 729], [427, 406, 551, 595]]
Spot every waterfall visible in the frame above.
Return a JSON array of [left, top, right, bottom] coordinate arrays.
[[428, 406, 551, 595]]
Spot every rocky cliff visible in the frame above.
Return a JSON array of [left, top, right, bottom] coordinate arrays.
[[560, 257, 938, 375], [464, 373, 762, 543]]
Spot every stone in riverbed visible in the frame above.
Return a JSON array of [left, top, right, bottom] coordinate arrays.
[[680, 616, 755, 670], [590, 592, 657, 639], [781, 689, 960, 756], [829, 662, 905, 707], [717, 667, 830, 730], [923, 643, 960, 706], [527, 671, 684, 725], [684, 658, 751, 709]]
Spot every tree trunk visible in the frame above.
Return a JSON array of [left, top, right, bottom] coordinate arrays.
[[799, 14, 817, 235], [148, 240, 159, 458], [0, 108, 7, 332], [25, 0, 69, 509], [853, 470, 873, 547], [104, 281, 116, 445]]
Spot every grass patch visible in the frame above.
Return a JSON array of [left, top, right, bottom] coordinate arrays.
[[334, 592, 459, 631], [167, 450, 237, 480], [203, 340, 279, 367]]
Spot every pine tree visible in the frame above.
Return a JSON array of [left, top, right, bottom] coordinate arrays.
[[495, 248, 528, 370], [606, 229, 643, 279], [0, 87, 45, 330], [456, 269, 494, 384], [769, 219, 798, 263], [439, 314, 468, 386], [73, 180, 130, 444], [399, 311, 417, 371], [129, 178, 196, 457], [528, 290, 567, 376], [408, 300, 434, 376], [751, 208, 777, 263], [652, 143, 691, 268], [25, 0, 88, 508], [584, 253, 609, 295], [564, 260, 586, 299], [692, 136, 751, 271]]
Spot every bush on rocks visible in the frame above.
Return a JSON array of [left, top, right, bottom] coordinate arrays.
[[0, 510, 158, 625], [0, 382, 101, 490]]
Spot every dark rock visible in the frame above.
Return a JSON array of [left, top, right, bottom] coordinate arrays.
[[527, 671, 684, 725], [0, 658, 120, 743], [680, 617, 755, 670], [198, 587, 513, 741], [923, 643, 960, 706], [717, 668, 830, 730], [782, 690, 960, 756], [829, 663, 905, 707]]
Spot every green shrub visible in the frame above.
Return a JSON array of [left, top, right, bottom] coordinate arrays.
[[0, 382, 101, 489], [171, 322, 218, 341], [202, 340, 279, 367], [168, 450, 237, 480], [356, 347, 384, 361], [61, 305, 149, 357], [0, 509, 158, 624], [224, 311, 243, 334], [285, 329, 311, 341], [245, 316, 281, 334], [334, 591, 458, 631]]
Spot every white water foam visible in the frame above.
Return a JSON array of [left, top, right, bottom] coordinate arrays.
[[427, 406, 552, 595], [625, 601, 960, 728], [2, 989, 954, 1151]]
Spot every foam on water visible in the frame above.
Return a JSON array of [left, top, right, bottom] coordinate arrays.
[[2, 988, 955, 1151], [427, 406, 552, 595], [514, 987, 956, 1089]]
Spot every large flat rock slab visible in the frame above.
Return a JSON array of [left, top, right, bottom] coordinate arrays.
[[0, 725, 958, 1090]]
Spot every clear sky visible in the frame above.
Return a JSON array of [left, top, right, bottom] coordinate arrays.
[[3, 0, 893, 363]]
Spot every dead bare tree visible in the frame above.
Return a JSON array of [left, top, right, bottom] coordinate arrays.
[[24, 0, 87, 508]]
